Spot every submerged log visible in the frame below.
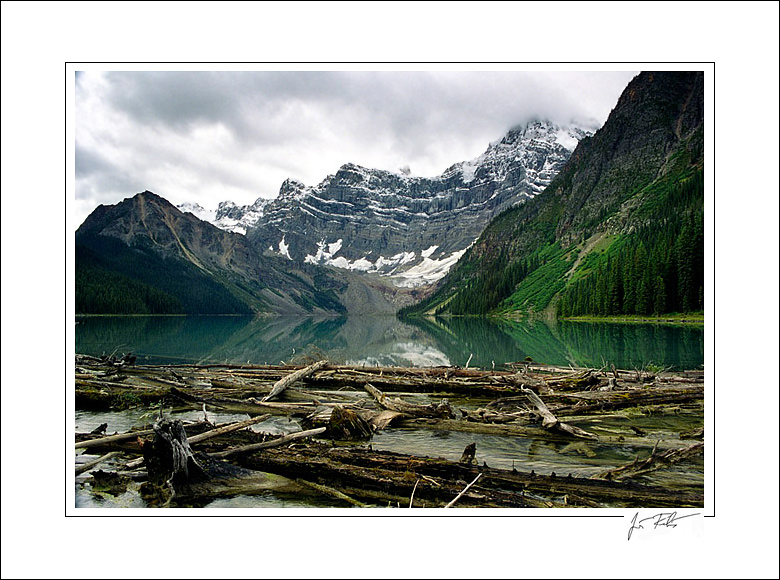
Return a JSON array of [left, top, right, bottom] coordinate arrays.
[[262, 360, 328, 402], [294, 478, 367, 507], [596, 441, 704, 481]]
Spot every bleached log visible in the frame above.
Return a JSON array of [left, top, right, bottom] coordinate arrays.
[[520, 387, 597, 440], [75, 451, 119, 475], [187, 414, 272, 444], [359, 409, 404, 432], [262, 360, 328, 402], [444, 473, 482, 508], [409, 479, 420, 508]]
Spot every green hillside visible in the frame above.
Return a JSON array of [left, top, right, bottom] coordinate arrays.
[[400, 72, 704, 319]]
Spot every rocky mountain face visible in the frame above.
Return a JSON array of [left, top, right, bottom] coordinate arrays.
[[405, 71, 705, 317], [76, 191, 360, 315], [213, 121, 590, 288], [75, 122, 594, 315]]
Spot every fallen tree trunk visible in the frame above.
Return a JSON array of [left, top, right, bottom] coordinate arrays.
[[187, 414, 272, 444], [168, 387, 315, 417], [487, 384, 704, 417], [596, 441, 704, 481], [294, 478, 367, 507], [75, 451, 119, 475], [235, 440, 703, 508], [396, 417, 688, 450], [364, 383, 455, 419], [262, 360, 328, 402], [520, 387, 598, 440], [211, 427, 327, 459], [75, 428, 155, 449]]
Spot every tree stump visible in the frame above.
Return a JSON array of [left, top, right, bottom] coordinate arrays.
[[142, 417, 208, 492], [328, 406, 373, 440]]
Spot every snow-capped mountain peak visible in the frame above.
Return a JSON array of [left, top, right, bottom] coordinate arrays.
[[202, 119, 592, 286]]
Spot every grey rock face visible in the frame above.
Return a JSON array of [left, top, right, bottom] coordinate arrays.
[[235, 121, 591, 286]]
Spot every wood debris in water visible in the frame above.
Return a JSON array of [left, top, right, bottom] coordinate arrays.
[[74, 355, 704, 508]]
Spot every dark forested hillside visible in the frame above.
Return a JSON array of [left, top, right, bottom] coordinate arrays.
[[400, 72, 704, 318], [75, 191, 347, 315]]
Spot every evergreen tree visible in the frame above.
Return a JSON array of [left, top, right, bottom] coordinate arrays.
[[653, 275, 666, 315]]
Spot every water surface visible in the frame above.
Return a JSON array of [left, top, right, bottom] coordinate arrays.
[[75, 315, 704, 370], [75, 315, 704, 508]]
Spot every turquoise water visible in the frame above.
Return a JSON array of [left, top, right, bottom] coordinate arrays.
[[75, 315, 704, 371], [74, 315, 704, 508]]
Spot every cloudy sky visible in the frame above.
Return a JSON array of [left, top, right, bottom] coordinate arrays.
[[74, 70, 638, 229]]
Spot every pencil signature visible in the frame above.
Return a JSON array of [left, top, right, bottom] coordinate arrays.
[[628, 511, 701, 541]]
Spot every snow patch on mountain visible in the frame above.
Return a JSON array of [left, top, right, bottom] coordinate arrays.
[[390, 247, 469, 288], [305, 238, 417, 277], [177, 202, 216, 223], [278, 236, 292, 260], [421, 245, 439, 259]]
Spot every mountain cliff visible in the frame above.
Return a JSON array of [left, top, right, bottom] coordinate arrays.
[[403, 72, 705, 317], [214, 120, 590, 288]]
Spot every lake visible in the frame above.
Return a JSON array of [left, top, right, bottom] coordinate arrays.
[[74, 315, 704, 508], [75, 315, 704, 371]]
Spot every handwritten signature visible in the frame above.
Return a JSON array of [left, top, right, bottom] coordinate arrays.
[[628, 511, 701, 540]]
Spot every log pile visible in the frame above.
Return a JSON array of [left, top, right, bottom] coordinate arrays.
[[75, 355, 704, 508]]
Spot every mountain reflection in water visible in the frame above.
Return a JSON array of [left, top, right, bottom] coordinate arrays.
[[75, 315, 703, 371]]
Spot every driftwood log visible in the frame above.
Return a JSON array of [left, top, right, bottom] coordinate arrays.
[[519, 387, 598, 440], [75, 451, 119, 475], [210, 427, 327, 459], [596, 441, 704, 481], [364, 383, 455, 419], [262, 359, 328, 402]]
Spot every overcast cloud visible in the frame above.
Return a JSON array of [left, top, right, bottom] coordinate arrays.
[[75, 70, 638, 229]]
